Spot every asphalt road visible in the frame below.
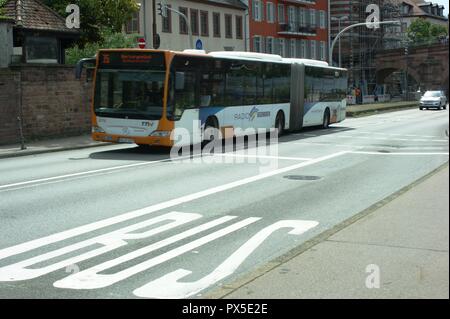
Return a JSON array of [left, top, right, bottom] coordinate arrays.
[[0, 108, 448, 299]]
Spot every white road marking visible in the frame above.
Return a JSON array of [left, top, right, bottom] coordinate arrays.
[[350, 151, 449, 156], [133, 220, 319, 299], [292, 142, 357, 148], [0, 151, 347, 262], [358, 131, 445, 139], [53, 217, 261, 289], [0, 212, 201, 281], [211, 153, 312, 161], [0, 155, 198, 190], [336, 135, 448, 143]]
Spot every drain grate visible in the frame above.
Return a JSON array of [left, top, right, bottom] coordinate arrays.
[[284, 175, 322, 181]]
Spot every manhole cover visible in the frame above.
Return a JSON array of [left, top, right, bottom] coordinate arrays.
[[284, 175, 322, 181]]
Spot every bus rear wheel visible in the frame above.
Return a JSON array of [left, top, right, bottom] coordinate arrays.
[[275, 112, 285, 137], [322, 109, 330, 129]]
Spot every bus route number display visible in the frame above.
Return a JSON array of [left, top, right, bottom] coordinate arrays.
[[99, 52, 165, 70]]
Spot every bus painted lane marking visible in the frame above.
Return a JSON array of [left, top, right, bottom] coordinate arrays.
[[133, 220, 318, 299], [53, 217, 262, 289], [0, 212, 202, 281], [0, 151, 347, 263]]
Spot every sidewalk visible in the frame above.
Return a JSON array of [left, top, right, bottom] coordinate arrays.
[[347, 101, 418, 117], [207, 164, 449, 299], [0, 135, 110, 159]]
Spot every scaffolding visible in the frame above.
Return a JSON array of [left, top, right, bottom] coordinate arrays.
[[330, 0, 402, 95]]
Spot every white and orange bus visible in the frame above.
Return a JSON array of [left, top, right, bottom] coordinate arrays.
[[76, 49, 348, 147]]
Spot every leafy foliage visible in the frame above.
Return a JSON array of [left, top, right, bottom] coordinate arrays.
[[407, 19, 448, 45], [0, 0, 8, 18], [65, 29, 138, 65], [42, 0, 139, 46]]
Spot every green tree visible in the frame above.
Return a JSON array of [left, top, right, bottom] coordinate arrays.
[[407, 19, 448, 45], [65, 29, 138, 64], [42, 0, 139, 46], [0, 0, 9, 18]]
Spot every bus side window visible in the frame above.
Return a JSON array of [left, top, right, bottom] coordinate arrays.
[[174, 70, 197, 116]]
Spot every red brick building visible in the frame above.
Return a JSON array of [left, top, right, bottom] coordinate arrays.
[[248, 0, 329, 61]]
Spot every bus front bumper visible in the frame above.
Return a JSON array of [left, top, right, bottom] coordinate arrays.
[[92, 133, 173, 147]]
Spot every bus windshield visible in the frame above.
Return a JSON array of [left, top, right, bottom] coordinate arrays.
[[94, 69, 165, 120]]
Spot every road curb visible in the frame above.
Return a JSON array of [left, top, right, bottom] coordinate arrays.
[[203, 161, 449, 299], [347, 103, 418, 117], [0, 142, 112, 160]]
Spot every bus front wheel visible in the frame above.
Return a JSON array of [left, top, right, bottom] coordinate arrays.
[[203, 117, 219, 143]]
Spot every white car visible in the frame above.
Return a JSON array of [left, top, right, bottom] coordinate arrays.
[[419, 91, 447, 110]]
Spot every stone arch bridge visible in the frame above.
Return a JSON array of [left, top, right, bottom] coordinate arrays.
[[375, 43, 449, 96]]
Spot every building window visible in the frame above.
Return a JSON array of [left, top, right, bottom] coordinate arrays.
[[253, 0, 262, 21], [126, 11, 140, 34], [190, 9, 199, 36], [320, 41, 326, 61], [213, 12, 221, 37], [25, 37, 58, 63], [267, 2, 275, 23], [319, 10, 325, 29], [200, 11, 209, 36], [288, 6, 296, 26], [311, 40, 316, 59], [300, 39, 306, 58], [278, 4, 285, 24], [290, 39, 295, 58], [298, 8, 305, 27], [179, 7, 188, 35], [162, 5, 172, 33], [309, 9, 316, 27], [253, 36, 262, 52], [266, 37, 274, 53], [236, 16, 243, 39], [279, 38, 285, 57], [225, 14, 233, 38]]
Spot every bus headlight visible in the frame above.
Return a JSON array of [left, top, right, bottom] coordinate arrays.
[[92, 126, 105, 133], [150, 131, 171, 137]]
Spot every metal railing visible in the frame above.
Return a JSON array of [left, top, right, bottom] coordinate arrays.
[[278, 22, 316, 35]]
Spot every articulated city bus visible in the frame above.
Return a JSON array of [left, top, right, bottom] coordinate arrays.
[[77, 49, 348, 147]]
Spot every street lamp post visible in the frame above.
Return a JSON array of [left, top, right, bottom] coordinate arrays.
[[329, 21, 401, 66], [160, 2, 194, 49], [331, 16, 348, 68]]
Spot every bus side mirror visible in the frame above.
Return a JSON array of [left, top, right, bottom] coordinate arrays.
[[75, 57, 96, 79]]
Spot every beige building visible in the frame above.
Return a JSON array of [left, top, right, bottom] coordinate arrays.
[[126, 0, 248, 52]]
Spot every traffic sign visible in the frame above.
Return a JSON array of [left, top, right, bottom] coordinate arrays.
[[196, 39, 203, 50], [138, 38, 146, 49]]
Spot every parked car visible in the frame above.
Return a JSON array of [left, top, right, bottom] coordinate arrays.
[[419, 91, 447, 110]]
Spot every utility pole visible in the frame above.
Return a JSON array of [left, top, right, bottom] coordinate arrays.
[[404, 40, 409, 101], [152, 0, 160, 49]]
